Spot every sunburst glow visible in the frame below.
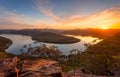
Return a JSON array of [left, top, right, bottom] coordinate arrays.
[[0, 0, 120, 29], [101, 26, 109, 30]]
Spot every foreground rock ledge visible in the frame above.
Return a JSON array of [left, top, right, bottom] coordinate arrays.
[[0, 57, 62, 77], [21, 59, 62, 77], [0, 57, 119, 77]]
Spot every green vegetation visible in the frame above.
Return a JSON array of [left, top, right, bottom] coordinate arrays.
[[20, 44, 62, 60], [82, 33, 120, 75], [17, 32, 120, 75], [61, 33, 120, 75], [0, 36, 13, 59], [0, 29, 80, 44], [32, 35, 80, 44], [1, 29, 120, 76], [0, 51, 14, 59], [0, 52, 8, 58], [63, 29, 120, 38], [0, 36, 12, 51]]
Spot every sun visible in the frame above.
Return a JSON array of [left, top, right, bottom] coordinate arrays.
[[101, 26, 109, 30]]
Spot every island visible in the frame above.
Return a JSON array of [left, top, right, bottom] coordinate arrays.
[[31, 32, 80, 44], [0, 29, 80, 44]]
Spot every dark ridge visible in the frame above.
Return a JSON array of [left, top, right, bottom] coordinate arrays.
[[0, 29, 80, 44]]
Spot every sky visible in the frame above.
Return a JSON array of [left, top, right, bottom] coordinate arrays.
[[0, 0, 120, 30]]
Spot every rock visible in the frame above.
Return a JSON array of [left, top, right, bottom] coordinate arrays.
[[0, 57, 119, 77], [0, 57, 63, 77], [20, 59, 62, 77], [0, 57, 19, 77], [64, 69, 116, 77], [111, 68, 120, 77], [65, 69, 85, 77]]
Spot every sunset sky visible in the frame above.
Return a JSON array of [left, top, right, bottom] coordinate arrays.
[[0, 0, 120, 29]]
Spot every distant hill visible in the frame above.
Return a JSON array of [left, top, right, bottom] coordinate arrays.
[[63, 28, 120, 38], [0, 28, 120, 43], [0, 29, 63, 35], [0, 29, 80, 44]]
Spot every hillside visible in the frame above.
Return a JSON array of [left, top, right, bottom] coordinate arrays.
[[82, 33, 120, 75], [0, 29, 80, 44], [63, 29, 120, 38], [61, 32, 120, 76], [0, 36, 12, 51]]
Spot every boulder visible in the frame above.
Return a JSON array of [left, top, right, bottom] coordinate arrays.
[[0, 57, 19, 77], [0, 57, 119, 77], [20, 59, 62, 77], [65, 69, 116, 77], [0, 57, 62, 77]]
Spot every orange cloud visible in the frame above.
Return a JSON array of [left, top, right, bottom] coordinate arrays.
[[110, 23, 120, 29], [61, 5, 120, 29], [0, 7, 48, 29], [35, 0, 120, 29], [0, 2, 120, 30]]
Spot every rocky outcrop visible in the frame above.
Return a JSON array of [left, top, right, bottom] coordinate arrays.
[[0, 57, 19, 77], [0, 57, 62, 77], [20, 59, 62, 77], [64, 69, 116, 77], [0, 57, 119, 77]]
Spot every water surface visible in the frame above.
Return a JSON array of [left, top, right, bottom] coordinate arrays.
[[0, 34, 102, 55]]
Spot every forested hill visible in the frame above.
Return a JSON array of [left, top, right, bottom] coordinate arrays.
[[0, 28, 120, 37], [0, 29, 63, 35], [0, 28, 120, 43], [78, 33, 120, 75], [63, 29, 120, 38], [0, 36, 12, 51], [0, 29, 80, 44]]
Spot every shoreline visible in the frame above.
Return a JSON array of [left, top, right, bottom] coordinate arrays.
[[0, 33, 81, 44], [32, 36, 80, 44], [0, 36, 12, 52]]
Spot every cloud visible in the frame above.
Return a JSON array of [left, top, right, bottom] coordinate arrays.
[[61, 5, 120, 29], [35, 0, 62, 23], [0, 8, 30, 29], [0, 7, 51, 29], [0, 1, 120, 30], [35, 0, 120, 29]]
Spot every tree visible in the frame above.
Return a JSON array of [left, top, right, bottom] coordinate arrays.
[[21, 44, 62, 60]]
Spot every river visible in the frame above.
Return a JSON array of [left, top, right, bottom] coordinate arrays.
[[0, 34, 102, 55]]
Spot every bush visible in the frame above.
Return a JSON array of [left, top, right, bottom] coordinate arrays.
[[0, 52, 8, 58]]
